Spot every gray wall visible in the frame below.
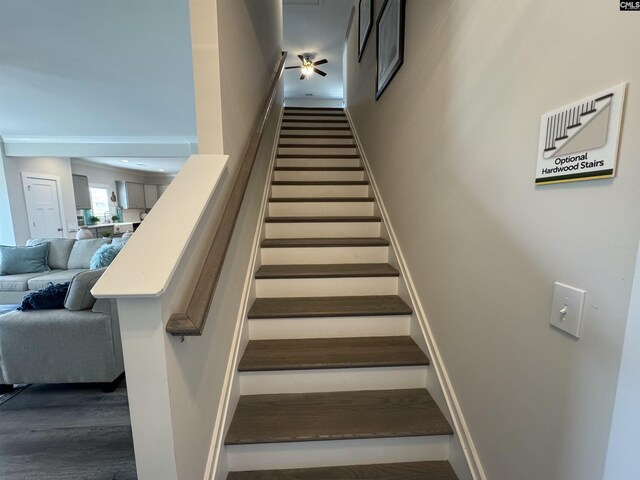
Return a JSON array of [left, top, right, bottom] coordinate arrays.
[[0, 0, 196, 137], [345, 1, 640, 479]]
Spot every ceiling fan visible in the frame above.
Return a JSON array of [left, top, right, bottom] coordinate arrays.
[[285, 54, 328, 80]]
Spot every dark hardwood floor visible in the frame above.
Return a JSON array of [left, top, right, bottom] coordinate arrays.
[[0, 383, 136, 479]]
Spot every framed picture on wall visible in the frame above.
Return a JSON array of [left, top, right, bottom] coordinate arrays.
[[358, 0, 373, 62], [375, 0, 405, 100]]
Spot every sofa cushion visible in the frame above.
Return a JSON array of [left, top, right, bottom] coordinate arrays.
[[90, 243, 123, 269], [111, 237, 129, 247], [18, 282, 70, 311], [27, 238, 75, 270], [67, 239, 111, 269], [0, 272, 46, 291], [27, 269, 85, 291], [0, 244, 50, 275], [64, 268, 106, 311]]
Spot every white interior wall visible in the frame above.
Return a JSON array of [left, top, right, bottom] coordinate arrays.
[[345, 1, 640, 479], [604, 232, 640, 479], [217, 0, 283, 178], [0, 0, 196, 138], [2, 156, 77, 244], [0, 144, 16, 245], [159, 1, 283, 477]]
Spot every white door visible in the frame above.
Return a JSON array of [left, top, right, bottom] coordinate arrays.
[[23, 176, 64, 238]]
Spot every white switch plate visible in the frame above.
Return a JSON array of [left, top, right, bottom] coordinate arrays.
[[67, 223, 78, 233], [550, 282, 587, 338]]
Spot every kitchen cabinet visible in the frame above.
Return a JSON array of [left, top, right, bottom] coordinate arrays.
[[72, 174, 91, 210], [115, 181, 145, 209], [144, 184, 158, 209]]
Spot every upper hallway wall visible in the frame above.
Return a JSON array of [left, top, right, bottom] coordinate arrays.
[[0, 0, 196, 138], [217, 0, 283, 180], [345, 1, 640, 479]]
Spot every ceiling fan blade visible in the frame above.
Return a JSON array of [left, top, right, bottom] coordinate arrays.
[[313, 68, 327, 77], [313, 59, 328, 66], [285, 66, 301, 69], [297, 54, 305, 62], [300, 73, 306, 80]]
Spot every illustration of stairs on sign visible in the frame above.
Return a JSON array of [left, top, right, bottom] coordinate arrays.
[[543, 93, 614, 158], [223, 107, 458, 479]]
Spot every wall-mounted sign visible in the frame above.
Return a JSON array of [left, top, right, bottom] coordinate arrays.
[[535, 83, 627, 185]]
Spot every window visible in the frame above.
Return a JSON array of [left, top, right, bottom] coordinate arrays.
[[90, 186, 110, 218]]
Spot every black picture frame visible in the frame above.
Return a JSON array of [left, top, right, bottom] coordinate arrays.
[[358, 0, 373, 62], [375, 0, 405, 100]]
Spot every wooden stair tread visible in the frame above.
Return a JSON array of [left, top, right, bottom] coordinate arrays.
[[261, 237, 389, 248], [274, 166, 363, 171], [227, 461, 458, 480], [268, 197, 375, 203], [238, 336, 429, 372], [265, 216, 380, 223], [248, 295, 412, 319], [283, 113, 346, 118], [280, 126, 351, 131], [272, 180, 368, 186], [282, 115, 347, 123], [255, 263, 399, 279], [279, 134, 354, 139], [278, 143, 354, 148], [277, 154, 360, 159], [284, 107, 344, 111], [225, 389, 452, 445]]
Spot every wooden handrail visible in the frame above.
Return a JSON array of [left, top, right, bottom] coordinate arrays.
[[166, 52, 287, 336]]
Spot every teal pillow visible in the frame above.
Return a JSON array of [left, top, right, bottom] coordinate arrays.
[[89, 244, 123, 270], [0, 244, 51, 275]]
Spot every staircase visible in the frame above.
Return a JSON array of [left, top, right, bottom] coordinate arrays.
[[224, 107, 458, 479]]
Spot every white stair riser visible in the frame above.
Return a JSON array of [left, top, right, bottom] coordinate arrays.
[[226, 436, 450, 471], [255, 276, 398, 297], [239, 366, 427, 395], [268, 202, 374, 217], [271, 185, 369, 198], [265, 222, 380, 239], [277, 157, 361, 167], [278, 137, 354, 145], [283, 115, 346, 121], [274, 170, 364, 181], [283, 109, 343, 114], [261, 246, 388, 265], [280, 129, 352, 136], [248, 315, 411, 340], [277, 146, 357, 156]]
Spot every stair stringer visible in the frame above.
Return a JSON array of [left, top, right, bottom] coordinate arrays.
[[345, 108, 486, 480], [203, 107, 285, 480]]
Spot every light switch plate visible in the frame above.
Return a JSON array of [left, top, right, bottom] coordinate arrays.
[[550, 282, 587, 338]]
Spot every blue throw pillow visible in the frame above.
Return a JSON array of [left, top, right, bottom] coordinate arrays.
[[89, 243, 123, 270], [0, 243, 50, 275], [18, 282, 70, 311]]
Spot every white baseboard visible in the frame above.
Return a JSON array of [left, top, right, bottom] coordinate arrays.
[[204, 106, 284, 480], [344, 107, 486, 480]]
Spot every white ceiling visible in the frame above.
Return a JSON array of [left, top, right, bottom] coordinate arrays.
[[76, 157, 186, 175], [283, 0, 354, 100]]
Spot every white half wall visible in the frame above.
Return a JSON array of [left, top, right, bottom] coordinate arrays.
[[345, 1, 640, 479]]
